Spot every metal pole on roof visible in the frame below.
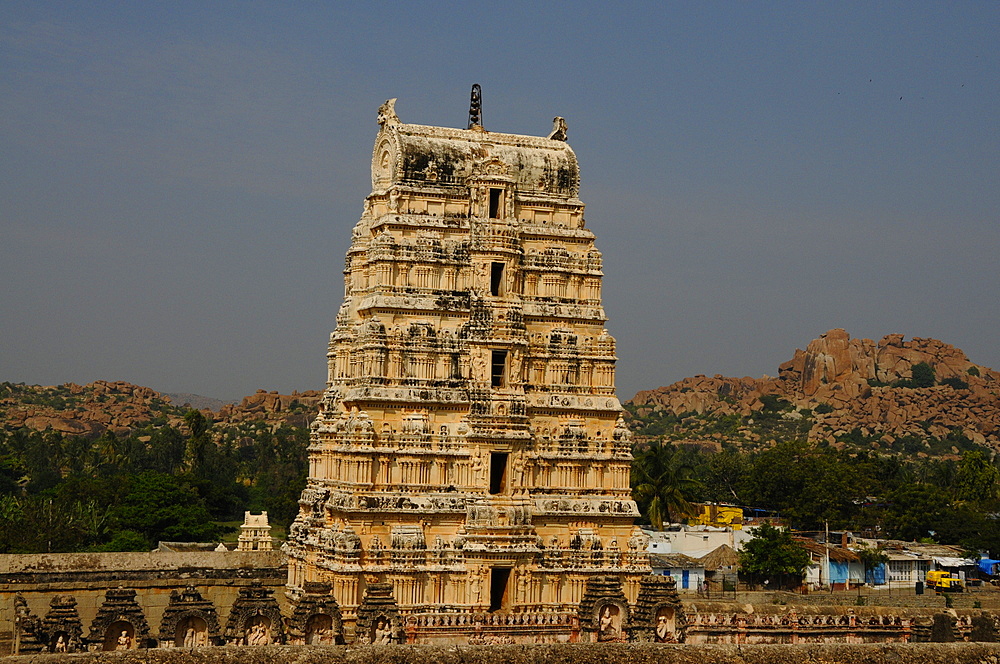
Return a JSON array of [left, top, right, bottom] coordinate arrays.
[[825, 521, 831, 593]]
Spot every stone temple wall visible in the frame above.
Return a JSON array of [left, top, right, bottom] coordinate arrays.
[[3, 550, 1000, 653], [0, 551, 286, 655]]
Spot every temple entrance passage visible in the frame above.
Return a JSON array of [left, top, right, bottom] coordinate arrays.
[[489, 567, 511, 612], [489, 452, 508, 494]]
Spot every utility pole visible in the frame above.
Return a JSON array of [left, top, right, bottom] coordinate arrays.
[[825, 520, 831, 593]]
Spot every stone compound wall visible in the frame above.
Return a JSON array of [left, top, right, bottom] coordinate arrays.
[[0, 551, 286, 655], [4, 551, 999, 652], [6, 643, 1000, 664]]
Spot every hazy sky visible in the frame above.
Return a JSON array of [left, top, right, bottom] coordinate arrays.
[[2, 2, 998, 402]]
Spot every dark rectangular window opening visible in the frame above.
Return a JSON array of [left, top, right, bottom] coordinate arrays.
[[489, 567, 512, 612], [488, 188, 502, 219], [490, 262, 504, 296], [489, 452, 508, 495], [491, 350, 507, 388]]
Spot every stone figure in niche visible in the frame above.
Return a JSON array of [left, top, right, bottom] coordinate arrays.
[[306, 615, 334, 645], [244, 616, 271, 646], [471, 450, 486, 482], [471, 350, 488, 382], [178, 616, 207, 648], [597, 604, 621, 642], [372, 616, 393, 645], [469, 567, 483, 603], [517, 572, 530, 603], [104, 622, 135, 651], [512, 455, 526, 487], [654, 608, 676, 643], [509, 352, 522, 382], [54, 634, 68, 653]]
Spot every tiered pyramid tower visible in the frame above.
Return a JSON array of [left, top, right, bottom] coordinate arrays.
[[285, 95, 648, 640]]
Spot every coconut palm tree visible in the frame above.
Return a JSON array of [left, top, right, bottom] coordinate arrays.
[[631, 440, 702, 530]]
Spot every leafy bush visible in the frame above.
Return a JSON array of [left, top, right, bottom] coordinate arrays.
[[941, 376, 970, 390], [758, 394, 793, 413], [968, 366, 981, 377], [892, 362, 936, 389], [814, 403, 834, 414], [910, 362, 936, 388]]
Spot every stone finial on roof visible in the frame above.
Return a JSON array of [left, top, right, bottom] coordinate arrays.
[[377, 98, 399, 127], [468, 84, 483, 129], [548, 116, 568, 141]]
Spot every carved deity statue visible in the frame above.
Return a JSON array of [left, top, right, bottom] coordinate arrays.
[[373, 617, 393, 645], [471, 351, 489, 382], [597, 604, 621, 642], [469, 567, 483, 603], [244, 617, 271, 646], [654, 608, 676, 643]]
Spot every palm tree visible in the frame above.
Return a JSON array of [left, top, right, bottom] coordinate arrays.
[[631, 440, 702, 530]]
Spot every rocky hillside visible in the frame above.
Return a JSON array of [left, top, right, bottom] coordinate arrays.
[[628, 329, 1000, 454], [0, 381, 322, 436], [215, 389, 322, 428]]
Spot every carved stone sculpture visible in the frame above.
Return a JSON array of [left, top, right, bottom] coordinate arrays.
[[578, 576, 630, 643], [632, 574, 687, 643], [157, 585, 222, 648], [354, 583, 404, 645], [40, 595, 84, 653], [286, 582, 344, 645], [223, 580, 285, 645], [88, 587, 151, 650]]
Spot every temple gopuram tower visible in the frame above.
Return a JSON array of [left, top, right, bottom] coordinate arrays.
[[286, 92, 649, 643]]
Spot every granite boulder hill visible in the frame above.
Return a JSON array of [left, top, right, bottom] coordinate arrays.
[[629, 329, 1000, 453], [0, 380, 321, 436]]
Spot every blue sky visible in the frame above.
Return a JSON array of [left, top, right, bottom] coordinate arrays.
[[2, 2, 998, 401]]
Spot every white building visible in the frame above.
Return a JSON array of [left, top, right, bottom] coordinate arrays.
[[644, 525, 752, 559]]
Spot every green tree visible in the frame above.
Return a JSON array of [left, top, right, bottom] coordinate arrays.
[[743, 441, 867, 529], [183, 409, 212, 476], [701, 449, 749, 503], [631, 441, 702, 529], [738, 524, 811, 589], [111, 472, 224, 548], [857, 544, 890, 584], [881, 483, 953, 541], [954, 451, 1000, 503]]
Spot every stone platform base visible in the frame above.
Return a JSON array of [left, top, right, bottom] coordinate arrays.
[[7, 643, 1000, 664]]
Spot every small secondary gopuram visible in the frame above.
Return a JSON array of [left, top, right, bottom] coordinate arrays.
[[284, 91, 651, 643]]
